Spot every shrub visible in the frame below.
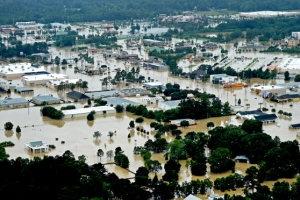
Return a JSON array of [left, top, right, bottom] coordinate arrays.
[[4, 122, 14, 131], [61, 141, 65, 144], [16, 125, 21, 133], [87, 113, 94, 121]]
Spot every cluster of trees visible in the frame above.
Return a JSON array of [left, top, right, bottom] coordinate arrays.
[[41, 106, 64, 119], [0, 41, 48, 58], [60, 105, 76, 110]]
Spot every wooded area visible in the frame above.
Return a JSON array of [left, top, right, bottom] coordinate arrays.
[[0, 0, 300, 24]]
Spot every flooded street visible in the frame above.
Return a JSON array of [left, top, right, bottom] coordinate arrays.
[[1, 39, 299, 197]]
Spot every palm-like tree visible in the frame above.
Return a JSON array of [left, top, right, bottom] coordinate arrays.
[[97, 149, 104, 160], [108, 131, 114, 139]]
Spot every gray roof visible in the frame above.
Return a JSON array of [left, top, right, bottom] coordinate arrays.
[[85, 90, 123, 98], [15, 86, 33, 92], [67, 91, 90, 100], [254, 114, 277, 121], [238, 110, 263, 116], [102, 97, 139, 106], [32, 95, 60, 102], [0, 98, 28, 105], [160, 100, 181, 107]]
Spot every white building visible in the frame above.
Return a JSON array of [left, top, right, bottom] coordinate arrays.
[[239, 11, 300, 18], [62, 106, 116, 119], [158, 100, 181, 110], [0, 98, 28, 108], [143, 82, 164, 89], [0, 63, 47, 78], [170, 119, 196, 126], [24, 141, 49, 153], [292, 32, 300, 39], [250, 85, 286, 97], [22, 74, 69, 85], [276, 57, 300, 74], [46, 79, 79, 89]]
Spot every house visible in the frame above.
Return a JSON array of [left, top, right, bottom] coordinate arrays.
[[67, 91, 90, 101], [288, 38, 299, 47], [24, 141, 49, 153], [254, 113, 278, 123], [183, 69, 206, 79], [31, 95, 60, 105], [143, 82, 164, 89], [0, 97, 28, 108], [235, 155, 250, 163]]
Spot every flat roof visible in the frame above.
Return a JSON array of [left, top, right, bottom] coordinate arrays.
[[0, 98, 28, 105], [0, 63, 47, 75], [159, 100, 181, 107], [48, 79, 79, 85], [251, 85, 285, 90], [23, 74, 68, 81], [85, 90, 123, 98], [143, 82, 164, 87], [143, 39, 164, 43], [32, 95, 60, 101], [103, 97, 139, 106], [277, 57, 300, 70], [16, 86, 34, 91], [62, 106, 115, 115]]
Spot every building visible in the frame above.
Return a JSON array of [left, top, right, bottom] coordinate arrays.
[[288, 38, 300, 47], [62, 106, 116, 118], [46, 79, 79, 89], [184, 194, 201, 200], [158, 100, 181, 110], [208, 194, 224, 200], [210, 74, 238, 84], [143, 82, 164, 89], [239, 11, 300, 18], [24, 141, 49, 153], [119, 88, 151, 96], [0, 63, 48, 78], [170, 119, 196, 126], [85, 90, 123, 99], [236, 110, 263, 119], [292, 32, 300, 39], [235, 155, 250, 163], [204, 43, 218, 49], [183, 69, 206, 79], [230, 105, 245, 114], [238, 44, 268, 51], [102, 97, 139, 107], [289, 123, 300, 129], [22, 74, 69, 85], [31, 95, 61, 105], [254, 114, 278, 123], [143, 39, 165, 46], [250, 85, 286, 97], [0, 98, 28, 108], [67, 91, 90, 101], [16, 21, 36, 26], [274, 92, 300, 102], [15, 86, 34, 94], [276, 57, 300, 74], [143, 62, 167, 70]]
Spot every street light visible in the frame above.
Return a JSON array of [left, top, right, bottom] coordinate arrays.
[[233, 94, 237, 105]]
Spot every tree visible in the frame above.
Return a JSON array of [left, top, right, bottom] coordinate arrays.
[[278, 110, 283, 115], [145, 160, 162, 172], [295, 74, 300, 82], [284, 71, 290, 81], [129, 120, 135, 129], [180, 120, 189, 128], [164, 159, 181, 173], [16, 125, 21, 133], [208, 148, 235, 173], [151, 88, 157, 95], [62, 59, 68, 65], [135, 167, 149, 186], [87, 113, 94, 121], [4, 122, 13, 131], [238, 98, 241, 105], [141, 150, 151, 161], [54, 56, 60, 66], [135, 117, 144, 124], [114, 154, 130, 168], [87, 99, 91, 106], [70, 83, 75, 91], [206, 122, 215, 129], [108, 131, 114, 139], [222, 101, 231, 116], [93, 131, 101, 140], [6, 89, 11, 96], [97, 149, 104, 160], [115, 104, 124, 113], [107, 150, 114, 159], [241, 119, 263, 134]]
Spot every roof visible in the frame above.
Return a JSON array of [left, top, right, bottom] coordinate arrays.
[[184, 194, 201, 200], [15, 86, 34, 92], [32, 95, 60, 102], [85, 90, 123, 98], [102, 97, 139, 106], [29, 141, 44, 147], [159, 100, 181, 109], [143, 82, 164, 87], [62, 106, 115, 115], [237, 110, 263, 116], [0, 98, 28, 105], [143, 39, 164, 43], [254, 114, 277, 121], [290, 124, 300, 128], [67, 91, 90, 100], [235, 155, 249, 160]]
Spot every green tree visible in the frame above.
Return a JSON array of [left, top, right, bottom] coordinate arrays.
[[16, 125, 21, 133], [208, 148, 235, 173], [135, 117, 144, 124], [4, 122, 13, 131], [180, 120, 189, 128], [93, 131, 101, 140], [62, 59, 68, 65], [241, 119, 263, 134], [115, 104, 124, 113], [54, 56, 60, 66], [284, 71, 290, 81], [135, 166, 149, 186], [141, 149, 151, 161], [206, 122, 215, 129], [87, 113, 94, 121], [295, 74, 300, 82], [129, 120, 135, 129], [107, 150, 114, 159], [145, 160, 162, 172], [108, 131, 114, 139], [238, 98, 241, 105], [87, 99, 92, 106], [114, 154, 130, 168], [97, 149, 104, 160], [222, 101, 231, 116]]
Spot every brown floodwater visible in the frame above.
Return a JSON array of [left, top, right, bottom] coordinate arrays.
[[1, 41, 299, 198]]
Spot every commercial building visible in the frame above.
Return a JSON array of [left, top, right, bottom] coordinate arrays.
[[170, 119, 196, 126], [85, 90, 123, 99], [67, 91, 90, 101], [22, 74, 69, 85], [0, 63, 48, 78], [254, 114, 278, 123], [31, 95, 61, 105], [143, 39, 165, 46], [210, 74, 238, 84], [0, 98, 28, 108], [274, 92, 300, 102], [143, 82, 164, 89], [158, 100, 181, 110], [24, 141, 49, 153], [236, 110, 263, 119], [102, 97, 139, 107], [62, 106, 116, 118], [46, 79, 79, 89], [143, 62, 168, 70], [119, 88, 150, 96], [15, 86, 34, 94], [276, 57, 300, 74], [250, 85, 286, 97]]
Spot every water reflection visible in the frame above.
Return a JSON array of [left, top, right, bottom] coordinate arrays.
[[5, 130, 13, 138]]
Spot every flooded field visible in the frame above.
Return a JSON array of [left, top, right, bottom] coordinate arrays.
[[1, 40, 299, 197]]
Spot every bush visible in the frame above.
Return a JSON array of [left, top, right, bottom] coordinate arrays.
[[114, 154, 130, 168], [87, 113, 94, 121], [16, 125, 21, 133], [61, 141, 65, 144], [115, 104, 124, 113], [60, 105, 76, 110], [41, 106, 64, 119], [0, 141, 15, 147]]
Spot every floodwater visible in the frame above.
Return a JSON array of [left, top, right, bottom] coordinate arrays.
[[1, 39, 299, 198]]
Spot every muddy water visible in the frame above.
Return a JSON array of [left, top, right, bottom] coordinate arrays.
[[1, 41, 300, 197]]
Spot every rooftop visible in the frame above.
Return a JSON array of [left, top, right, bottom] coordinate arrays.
[[254, 113, 278, 121], [103, 97, 139, 106], [22, 74, 68, 81], [277, 57, 300, 70], [0, 63, 47, 75], [0, 98, 28, 105], [15, 86, 34, 92], [85, 90, 123, 98], [67, 91, 90, 100], [32, 95, 60, 102], [62, 106, 115, 115]]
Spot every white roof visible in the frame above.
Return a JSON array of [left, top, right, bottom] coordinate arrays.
[[185, 194, 201, 200], [277, 57, 300, 70], [48, 79, 79, 85], [23, 74, 68, 81], [143, 82, 164, 87], [251, 85, 285, 90], [0, 63, 46, 75], [62, 106, 115, 115]]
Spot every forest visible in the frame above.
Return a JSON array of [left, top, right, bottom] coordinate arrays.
[[0, 0, 300, 24]]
